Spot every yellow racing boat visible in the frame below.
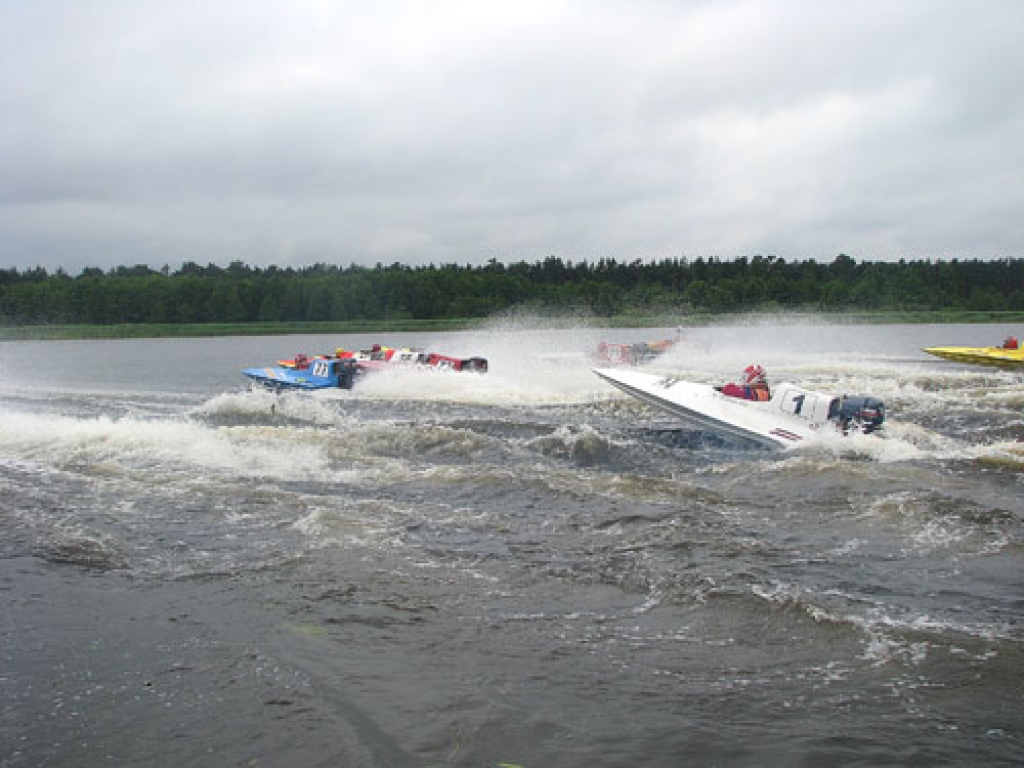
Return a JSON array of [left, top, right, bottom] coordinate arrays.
[[923, 336, 1024, 369]]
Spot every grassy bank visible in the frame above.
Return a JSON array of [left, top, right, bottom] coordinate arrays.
[[0, 318, 480, 341], [2, 310, 1023, 341]]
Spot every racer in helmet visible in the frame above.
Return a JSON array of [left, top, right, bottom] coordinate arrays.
[[719, 364, 770, 401]]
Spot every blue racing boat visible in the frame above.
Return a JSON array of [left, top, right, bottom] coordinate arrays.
[[243, 356, 359, 391]]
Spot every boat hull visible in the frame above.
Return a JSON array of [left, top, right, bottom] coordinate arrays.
[[922, 345, 1024, 370], [594, 369, 781, 448], [594, 367, 882, 450]]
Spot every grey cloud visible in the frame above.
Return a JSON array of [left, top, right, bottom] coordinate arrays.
[[2, 0, 1022, 271]]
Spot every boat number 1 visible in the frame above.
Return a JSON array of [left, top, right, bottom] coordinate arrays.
[[312, 361, 330, 377], [790, 394, 805, 415]]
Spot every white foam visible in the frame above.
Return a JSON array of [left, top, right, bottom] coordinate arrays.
[[343, 351, 613, 406], [196, 387, 350, 426], [0, 407, 335, 483]]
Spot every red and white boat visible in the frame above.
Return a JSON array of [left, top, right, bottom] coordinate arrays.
[[335, 344, 489, 373], [594, 331, 681, 366]]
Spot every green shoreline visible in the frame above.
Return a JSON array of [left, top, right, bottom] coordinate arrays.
[[2, 310, 1023, 341]]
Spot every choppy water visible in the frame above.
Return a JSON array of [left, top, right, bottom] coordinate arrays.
[[1, 320, 1022, 767]]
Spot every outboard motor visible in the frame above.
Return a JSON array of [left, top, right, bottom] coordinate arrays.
[[836, 395, 885, 435], [336, 359, 358, 390]]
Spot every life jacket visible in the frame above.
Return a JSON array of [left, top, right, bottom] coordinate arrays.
[[751, 387, 770, 401], [1003, 336, 1019, 350]]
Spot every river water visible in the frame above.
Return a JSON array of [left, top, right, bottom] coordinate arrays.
[[1, 319, 1021, 767]]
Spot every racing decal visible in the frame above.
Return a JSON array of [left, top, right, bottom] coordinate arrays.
[[778, 387, 830, 421], [312, 360, 330, 377]]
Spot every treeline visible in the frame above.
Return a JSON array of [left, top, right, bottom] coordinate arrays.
[[1, 254, 1023, 326]]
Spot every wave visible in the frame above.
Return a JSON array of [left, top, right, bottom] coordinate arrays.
[[0, 406, 336, 483], [33, 531, 128, 572], [194, 388, 350, 427], [750, 580, 1020, 654]]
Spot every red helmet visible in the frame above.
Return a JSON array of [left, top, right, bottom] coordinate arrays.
[[742, 364, 766, 386]]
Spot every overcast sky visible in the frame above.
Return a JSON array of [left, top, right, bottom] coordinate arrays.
[[2, 0, 1022, 273]]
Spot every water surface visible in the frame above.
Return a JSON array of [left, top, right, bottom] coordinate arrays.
[[1, 320, 1021, 766]]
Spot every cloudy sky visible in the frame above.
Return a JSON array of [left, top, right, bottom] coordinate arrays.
[[2, 0, 1022, 273]]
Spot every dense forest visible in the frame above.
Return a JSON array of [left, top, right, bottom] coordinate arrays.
[[1, 254, 1023, 326]]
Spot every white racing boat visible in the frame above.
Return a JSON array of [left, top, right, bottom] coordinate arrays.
[[594, 367, 885, 450]]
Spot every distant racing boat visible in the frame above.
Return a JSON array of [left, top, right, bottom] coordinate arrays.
[[922, 335, 1023, 370], [594, 329, 683, 366], [243, 357, 360, 391]]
